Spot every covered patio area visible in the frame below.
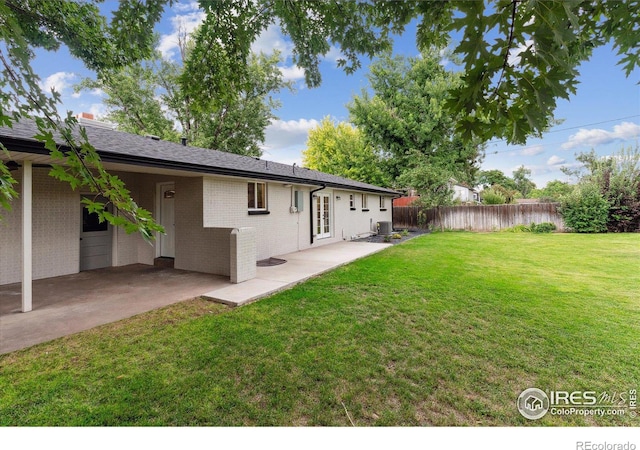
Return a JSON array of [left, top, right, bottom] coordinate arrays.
[[0, 264, 229, 355], [0, 241, 391, 355]]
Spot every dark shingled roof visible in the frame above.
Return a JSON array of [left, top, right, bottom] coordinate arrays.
[[0, 118, 398, 195]]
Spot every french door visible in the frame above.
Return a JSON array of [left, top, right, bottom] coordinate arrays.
[[315, 194, 331, 239]]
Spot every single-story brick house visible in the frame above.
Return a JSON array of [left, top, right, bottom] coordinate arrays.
[[0, 117, 397, 312]]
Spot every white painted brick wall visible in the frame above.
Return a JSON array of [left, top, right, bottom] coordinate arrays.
[[333, 190, 393, 240], [230, 227, 256, 283], [0, 172, 22, 285], [0, 167, 394, 287], [174, 177, 231, 276], [111, 172, 176, 267], [203, 177, 306, 259], [203, 177, 393, 258], [0, 168, 79, 285]]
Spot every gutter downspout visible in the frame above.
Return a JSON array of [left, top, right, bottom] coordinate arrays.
[[309, 184, 326, 245], [391, 193, 401, 231]]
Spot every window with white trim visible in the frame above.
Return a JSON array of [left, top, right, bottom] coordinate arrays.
[[379, 196, 386, 210], [248, 182, 267, 210], [349, 194, 355, 210], [362, 193, 369, 210]]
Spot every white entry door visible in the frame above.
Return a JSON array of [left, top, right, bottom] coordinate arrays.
[[315, 194, 331, 239], [159, 183, 175, 258], [80, 196, 112, 271]]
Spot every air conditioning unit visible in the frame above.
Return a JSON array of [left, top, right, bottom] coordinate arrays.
[[378, 221, 393, 235]]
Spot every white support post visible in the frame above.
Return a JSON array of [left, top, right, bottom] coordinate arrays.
[[21, 160, 33, 312]]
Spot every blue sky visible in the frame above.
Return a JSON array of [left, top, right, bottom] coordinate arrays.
[[32, 1, 640, 188]]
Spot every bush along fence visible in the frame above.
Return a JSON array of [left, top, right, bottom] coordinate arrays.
[[393, 203, 565, 232]]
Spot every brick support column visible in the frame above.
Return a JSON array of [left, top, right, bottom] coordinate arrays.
[[230, 227, 256, 284]]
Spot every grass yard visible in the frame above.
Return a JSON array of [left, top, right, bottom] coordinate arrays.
[[0, 232, 638, 426]]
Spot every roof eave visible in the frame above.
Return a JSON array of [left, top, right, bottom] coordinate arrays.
[[1, 137, 399, 196]]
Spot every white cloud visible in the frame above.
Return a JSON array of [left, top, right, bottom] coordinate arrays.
[[547, 155, 566, 166], [324, 45, 344, 64], [251, 23, 294, 59], [261, 118, 320, 162], [173, 1, 200, 13], [561, 122, 640, 150], [157, 4, 205, 60], [88, 103, 108, 119], [279, 65, 306, 81], [268, 118, 319, 134], [39, 71, 76, 94], [520, 144, 545, 156], [70, 86, 104, 100]]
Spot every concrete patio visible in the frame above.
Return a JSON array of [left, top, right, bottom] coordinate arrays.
[[0, 241, 390, 355]]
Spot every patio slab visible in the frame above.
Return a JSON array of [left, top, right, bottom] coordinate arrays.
[[0, 265, 229, 355], [0, 241, 391, 355], [202, 241, 392, 306]]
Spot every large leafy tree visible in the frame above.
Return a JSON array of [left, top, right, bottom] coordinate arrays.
[[476, 169, 518, 191], [188, 0, 640, 144], [562, 147, 640, 232], [302, 117, 389, 187], [78, 49, 289, 157], [77, 59, 179, 142], [349, 49, 485, 185], [512, 165, 537, 198], [530, 180, 575, 202], [0, 0, 168, 237], [181, 52, 289, 156], [2, 0, 639, 235]]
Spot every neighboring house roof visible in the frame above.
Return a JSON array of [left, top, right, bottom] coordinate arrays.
[[393, 196, 420, 206], [0, 118, 398, 195]]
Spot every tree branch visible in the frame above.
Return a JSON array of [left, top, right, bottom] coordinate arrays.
[[491, 0, 520, 101]]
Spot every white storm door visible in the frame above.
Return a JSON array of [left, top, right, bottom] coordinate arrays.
[[159, 183, 175, 258], [80, 196, 112, 271], [315, 194, 331, 239]]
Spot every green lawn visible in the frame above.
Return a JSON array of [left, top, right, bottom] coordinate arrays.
[[1, 233, 638, 426]]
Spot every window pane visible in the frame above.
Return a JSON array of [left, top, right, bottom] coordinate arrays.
[[323, 196, 330, 234], [257, 183, 265, 209], [83, 206, 108, 232], [248, 183, 255, 208], [316, 196, 321, 234]]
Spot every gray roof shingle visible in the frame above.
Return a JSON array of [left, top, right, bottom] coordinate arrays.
[[0, 118, 398, 195]]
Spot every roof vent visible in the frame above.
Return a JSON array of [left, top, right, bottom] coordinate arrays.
[[145, 134, 161, 141]]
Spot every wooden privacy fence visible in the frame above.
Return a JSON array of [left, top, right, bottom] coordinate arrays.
[[393, 203, 564, 232]]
